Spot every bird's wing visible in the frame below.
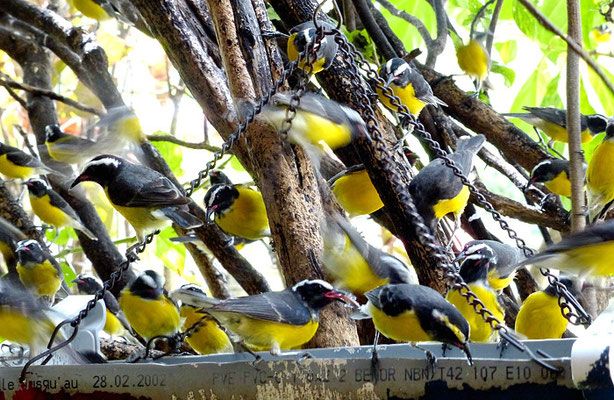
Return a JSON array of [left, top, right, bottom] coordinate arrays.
[[47, 190, 82, 222], [110, 171, 188, 208], [524, 107, 567, 128], [6, 150, 46, 169]]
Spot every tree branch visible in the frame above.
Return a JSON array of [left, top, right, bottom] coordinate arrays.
[[146, 134, 222, 151], [425, 0, 447, 67], [485, 0, 504, 58], [352, 0, 398, 59]]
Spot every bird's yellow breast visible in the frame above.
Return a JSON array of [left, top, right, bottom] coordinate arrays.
[[104, 310, 125, 337], [29, 194, 69, 228], [69, 0, 110, 21], [368, 303, 431, 342], [456, 41, 489, 81], [119, 291, 180, 340], [287, 34, 326, 74], [181, 306, 233, 355], [215, 187, 269, 240], [545, 171, 572, 197], [516, 291, 567, 339], [446, 283, 503, 342], [332, 169, 384, 216], [377, 83, 426, 116], [17, 260, 61, 297], [433, 185, 470, 220], [0, 154, 32, 179], [487, 268, 515, 291], [212, 311, 319, 351], [587, 139, 614, 204], [291, 112, 353, 150], [0, 308, 52, 346], [104, 188, 169, 238]]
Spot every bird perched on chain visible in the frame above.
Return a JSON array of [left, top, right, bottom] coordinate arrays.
[[261, 92, 366, 162], [515, 277, 579, 339], [171, 279, 357, 355], [119, 270, 180, 341], [204, 183, 270, 241], [518, 219, 614, 277], [446, 248, 504, 342], [44, 124, 100, 165], [456, 39, 489, 92], [587, 118, 614, 221], [408, 135, 485, 234], [354, 283, 472, 364], [502, 107, 607, 145], [329, 165, 384, 217], [527, 158, 575, 198], [322, 215, 412, 295], [24, 178, 97, 241], [0, 142, 54, 180], [71, 155, 202, 241], [287, 20, 338, 74], [73, 275, 135, 340], [455, 240, 525, 291], [176, 284, 233, 355], [377, 58, 446, 116], [15, 239, 69, 303]]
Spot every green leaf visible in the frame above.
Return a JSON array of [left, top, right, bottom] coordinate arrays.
[[229, 155, 246, 172], [155, 226, 186, 277], [347, 29, 375, 61], [266, 5, 280, 21], [60, 261, 77, 287], [150, 131, 185, 178], [495, 40, 517, 64], [379, 0, 436, 52], [490, 63, 516, 87], [541, 73, 563, 109], [579, 77, 597, 116]]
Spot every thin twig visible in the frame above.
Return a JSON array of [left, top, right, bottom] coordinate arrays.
[[0, 74, 105, 116], [485, 0, 504, 58], [13, 125, 38, 157], [470, 0, 495, 41], [146, 134, 222, 151], [518, 0, 614, 96], [426, 0, 447, 68], [374, 0, 433, 48], [0, 80, 27, 109], [353, 0, 397, 59]]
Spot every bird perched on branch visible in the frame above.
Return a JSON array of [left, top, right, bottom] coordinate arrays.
[[527, 159, 575, 198], [44, 124, 100, 165], [502, 107, 607, 145], [71, 155, 202, 241], [176, 284, 233, 355], [15, 239, 69, 303], [329, 165, 384, 217], [354, 283, 472, 364], [24, 178, 97, 241], [518, 219, 614, 277], [456, 39, 489, 92], [446, 248, 504, 342], [119, 270, 180, 341], [408, 135, 485, 234], [0, 142, 54, 180], [377, 58, 446, 116], [287, 20, 338, 74], [204, 183, 270, 241], [455, 240, 525, 291], [587, 118, 614, 221], [591, 24, 612, 44], [171, 279, 357, 355], [515, 277, 579, 339], [322, 216, 411, 295]]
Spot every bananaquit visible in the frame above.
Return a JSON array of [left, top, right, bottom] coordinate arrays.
[[0, 216, 26, 269], [591, 24, 611, 43], [515, 277, 578, 339], [587, 118, 614, 221], [408, 134, 485, 233], [456, 240, 525, 291], [287, 21, 338, 74], [0, 142, 53, 180], [518, 219, 614, 277], [73, 274, 135, 339], [329, 165, 384, 217], [24, 178, 97, 241], [71, 155, 202, 241], [15, 239, 67, 301], [176, 284, 233, 355], [456, 40, 489, 90], [377, 58, 446, 116], [44, 124, 99, 165], [69, 0, 111, 20], [446, 249, 504, 342], [119, 270, 180, 341], [503, 106, 607, 144], [261, 92, 366, 155], [355, 283, 472, 364], [204, 183, 270, 240], [322, 216, 411, 295], [528, 158, 574, 198], [171, 279, 356, 355]]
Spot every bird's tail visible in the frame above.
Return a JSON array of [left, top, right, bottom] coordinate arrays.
[[456, 134, 486, 155], [169, 287, 220, 309], [160, 206, 203, 230], [74, 223, 98, 241]]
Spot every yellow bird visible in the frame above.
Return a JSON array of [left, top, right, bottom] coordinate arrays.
[[591, 24, 611, 44], [287, 20, 338, 74], [377, 57, 446, 116], [527, 159, 575, 198], [15, 239, 67, 301], [446, 252, 504, 342], [171, 279, 356, 355], [177, 284, 233, 355], [456, 40, 489, 90], [329, 165, 384, 217], [118, 270, 180, 341], [515, 277, 577, 339], [24, 178, 97, 241], [69, 0, 111, 21], [587, 118, 614, 221], [204, 183, 270, 240], [44, 124, 100, 165], [0, 142, 53, 180]]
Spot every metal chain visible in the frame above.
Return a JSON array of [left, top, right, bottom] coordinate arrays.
[[333, 31, 562, 373]]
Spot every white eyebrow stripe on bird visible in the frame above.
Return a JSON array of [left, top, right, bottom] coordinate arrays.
[[464, 243, 492, 255], [393, 63, 410, 77], [140, 274, 157, 288], [85, 157, 121, 169], [206, 185, 227, 207], [29, 178, 50, 188], [293, 279, 334, 291], [17, 239, 39, 248], [532, 159, 552, 172]]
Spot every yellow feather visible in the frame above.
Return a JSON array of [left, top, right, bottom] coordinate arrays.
[[0, 154, 33, 179], [368, 303, 431, 342], [433, 185, 470, 219], [287, 33, 327, 74], [215, 186, 269, 240], [103, 310, 126, 337], [17, 260, 61, 297], [181, 306, 233, 355], [332, 169, 384, 216], [545, 171, 572, 197], [588, 139, 614, 217], [446, 283, 503, 342], [69, 0, 110, 22], [0, 307, 53, 349], [456, 40, 489, 81], [377, 83, 427, 116], [29, 194, 69, 228], [118, 291, 180, 340], [516, 291, 567, 339]]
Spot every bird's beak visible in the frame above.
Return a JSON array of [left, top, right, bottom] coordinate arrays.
[[205, 206, 215, 223], [15, 244, 28, 253], [71, 278, 84, 284], [70, 174, 87, 189], [524, 177, 536, 192], [325, 289, 359, 308], [453, 251, 466, 264], [385, 75, 395, 86]]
